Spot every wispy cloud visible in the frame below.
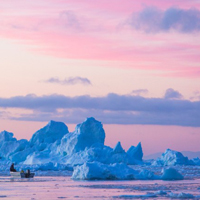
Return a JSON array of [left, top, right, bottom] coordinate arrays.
[[59, 10, 81, 30], [129, 7, 200, 33], [190, 91, 200, 101], [0, 1, 200, 79], [0, 92, 199, 127], [164, 88, 183, 99], [132, 89, 148, 96], [43, 77, 92, 86]]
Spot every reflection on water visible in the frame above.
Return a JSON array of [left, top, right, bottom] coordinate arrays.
[[0, 176, 200, 199]]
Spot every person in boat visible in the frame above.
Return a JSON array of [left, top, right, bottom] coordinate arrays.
[[10, 163, 17, 172], [25, 169, 31, 178]]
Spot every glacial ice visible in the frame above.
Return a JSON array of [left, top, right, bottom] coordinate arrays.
[[153, 149, 194, 166], [30, 120, 69, 146], [168, 192, 194, 199], [0, 130, 29, 162], [72, 161, 182, 180], [59, 117, 105, 156], [113, 141, 125, 154], [0, 117, 199, 181], [72, 162, 137, 180], [161, 167, 184, 180], [127, 142, 143, 161]]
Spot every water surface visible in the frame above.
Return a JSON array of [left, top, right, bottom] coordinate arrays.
[[0, 176, 200, 199]]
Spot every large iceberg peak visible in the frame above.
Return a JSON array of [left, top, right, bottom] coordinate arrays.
[[0, 130, 17, 143], [46, 120, 69, 132], [30, 120, 69, 146], [127, 142, 143, 161], [75, 117, 105, 142], [74, 117, 105, 145], [59, 117, 106, 155]]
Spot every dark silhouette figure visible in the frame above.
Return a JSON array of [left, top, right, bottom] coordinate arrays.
[[25, 169, 30, 178], [10, 163, 17, 172]]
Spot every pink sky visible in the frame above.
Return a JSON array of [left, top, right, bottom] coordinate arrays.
[[0, 0, 200, 154]]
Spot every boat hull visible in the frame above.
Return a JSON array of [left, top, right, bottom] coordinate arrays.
[[10, 172, 35, 178]]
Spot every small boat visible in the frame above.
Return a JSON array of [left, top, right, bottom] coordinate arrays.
[[10, 171, 35, 178], [20, 172, 35, 178]]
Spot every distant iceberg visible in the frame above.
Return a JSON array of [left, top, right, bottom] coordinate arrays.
[[153, 149, 194, 166]]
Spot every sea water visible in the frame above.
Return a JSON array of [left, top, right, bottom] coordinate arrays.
[[0, 176, 200, 199]]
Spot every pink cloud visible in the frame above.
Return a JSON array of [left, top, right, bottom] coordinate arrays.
[[0, 1, 200, 78]]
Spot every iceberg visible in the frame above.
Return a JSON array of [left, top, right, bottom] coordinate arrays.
[[0, 117, 194, 179], [127, 142, 143, 161], [136, 169, 159, 180], [113, 142, 125, 154], [0, 131, 29, 162], [72, 162, 137, 180], [30, 120, 69, 146], [0, 130, 16, 143], [22, 120, 69, 164], [191, 157, 200, 166], [168, 192, 194, 199], [72, 161, 183, 180], [59, 117, 105, 156], [161, 167, 184, 180], [153, 149, 194, 166], [0, 118, 144, 166]]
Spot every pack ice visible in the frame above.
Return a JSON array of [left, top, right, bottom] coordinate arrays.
[[0, 117, 188, 180]]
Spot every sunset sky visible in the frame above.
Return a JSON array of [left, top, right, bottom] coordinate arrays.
[[0, 0, 200, 155]]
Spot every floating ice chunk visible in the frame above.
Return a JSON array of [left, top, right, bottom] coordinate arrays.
[[154, 190, 167, 195], [72, 161, 160, 180], [153, 149, 194, 166], [168, 192, 194, 198], [59, 117, 105, 155], [127, 142, 143, 161], [72, 162, 137, 180], [30, 120, 69, 146], [161, 167, 184, 180], [113, 193, 158, 199], [113, 142, 125, 154], [136, 169, 160, 180]]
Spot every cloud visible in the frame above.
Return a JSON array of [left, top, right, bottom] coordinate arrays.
[[190, 91, 200, 101], [59, 10, 81, 30], [43, 77, 92, 86], [164, 88, 183, 99], [129, 7, 200, 33], [0, 92, 200, 127], [132, 89, 148, 96]]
